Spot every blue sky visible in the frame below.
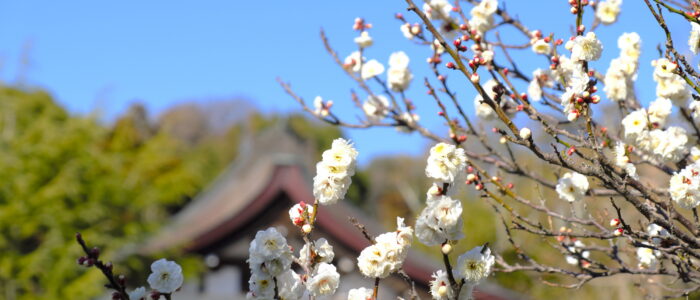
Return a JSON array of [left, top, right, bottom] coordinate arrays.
[[0, 0, 692, 165]]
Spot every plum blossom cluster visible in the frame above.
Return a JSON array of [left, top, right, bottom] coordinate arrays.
[[277, 0, 700, 297], [604, 32, 641, 102], [357, 217, 413, 278], [313, 138, 359, 205], [621, 98, 688, 163]]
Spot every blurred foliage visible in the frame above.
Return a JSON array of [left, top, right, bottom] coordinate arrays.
[[0, 86, 343, 299]]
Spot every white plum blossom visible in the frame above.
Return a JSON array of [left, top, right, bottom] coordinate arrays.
[[637, 246, 659, 269], [527, 68, 554, 102], [555, 172, 589, 202], [400, 23, 421, 40], [396, 112, 420, 133], [313, 96, 331, 117], [306, 262, 340, 296], [299, 238, 335, 266], [596, 0, 622, 25], [639, 127, 688, 162], [425, 142, 468, 183], [248, 228, 294, 276], [361, 59, 385, 80], [565, 240, 590, 265], [277, 269, 305, 300], [362, 95, 390, 122], [429, 270, 454, 300], [648, 223, 669, 245], [531, 39, 551, 55], [621, 109, 648, 140], [128, 287, 147, 300], [387, 51, 413, 92], [454, 245, 495, 283], [670, 163, 700, 209], [344, 51, 365, 73], [474, 79, 513, 120], [357, 217, 413, 278], [424, 0, 453, 21], [147, 259, 184, 294], [604, 33, 641, 103], [354, 31, 373, 48], [469, 0, 498, 34], [248, 272, 275, 299], [313, 138, 358, 205], [652, 58, 690, 105], [347, 287, 374, 300], [570, 32, 603, 62], [690, 22, 700, 54], [647, 97, 672, 127], [614, 142, 638, 179], [415, 195, 464, 246]]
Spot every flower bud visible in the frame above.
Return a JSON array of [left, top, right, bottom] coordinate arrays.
[[613, 228, 623, 236], [610, 218, 621, 227], [466, 174, 477, 182], [302, 224, 312, 234], [441, 243, 452, 254], [519, 127, 532, 139], [470, 73, 480, 83], [499, 136, 507, 144]]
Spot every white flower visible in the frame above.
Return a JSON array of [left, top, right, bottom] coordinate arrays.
[[596, 0, 622, 25], [147, 259, 184, 294], [322, 138, 359, 174], [313, 96, 331, 117], [429, 270, 454, 300], [670, 164, 700, 209], [565, 240, 590, 265], [555, 172, 589, 202], [387, 67, 413, 92], [289, 202, 314, 227], [299, 238, 335, 266], [415, 195, 464, 246], [691, 146, 700, 162], [354, 31, 373, 48], [474, 79, 504, 120], [644, 127, 688, 162], [519, 127, 531, 139], [618, 32, 641, 59], [276, 269, 304, 300], [357, 217, 413, 278], [396, 112, 420, 133], [454, 245, 495, 283], [425, 143, 468, 183], [128, 287, 147, 300], [621, 109, 648, 140], [389, 51, 410, 69], [647, 98, 672, 127], [400, 23, 418, 40], [248, 228, 294, 277], [248, 272, 275, 299], [690, 22, 700, 54], [647, 223, 669, 245], [613, 142, 637, 179], [347, 287, 374, 300], [637, 246, 658, 269], [361, 59, 385, 80], [363, 95, 390, 122], [344, 51, 365, 73], [313, 138, 358, 205], [570, 32, 603, 62], [531, 39, 551, 55], [527, 69, 553, 102], [474, 0, 498, 16], [424, 0, 453, 20], [306, 263, 340, 296], [431, 39, 445, 54]]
